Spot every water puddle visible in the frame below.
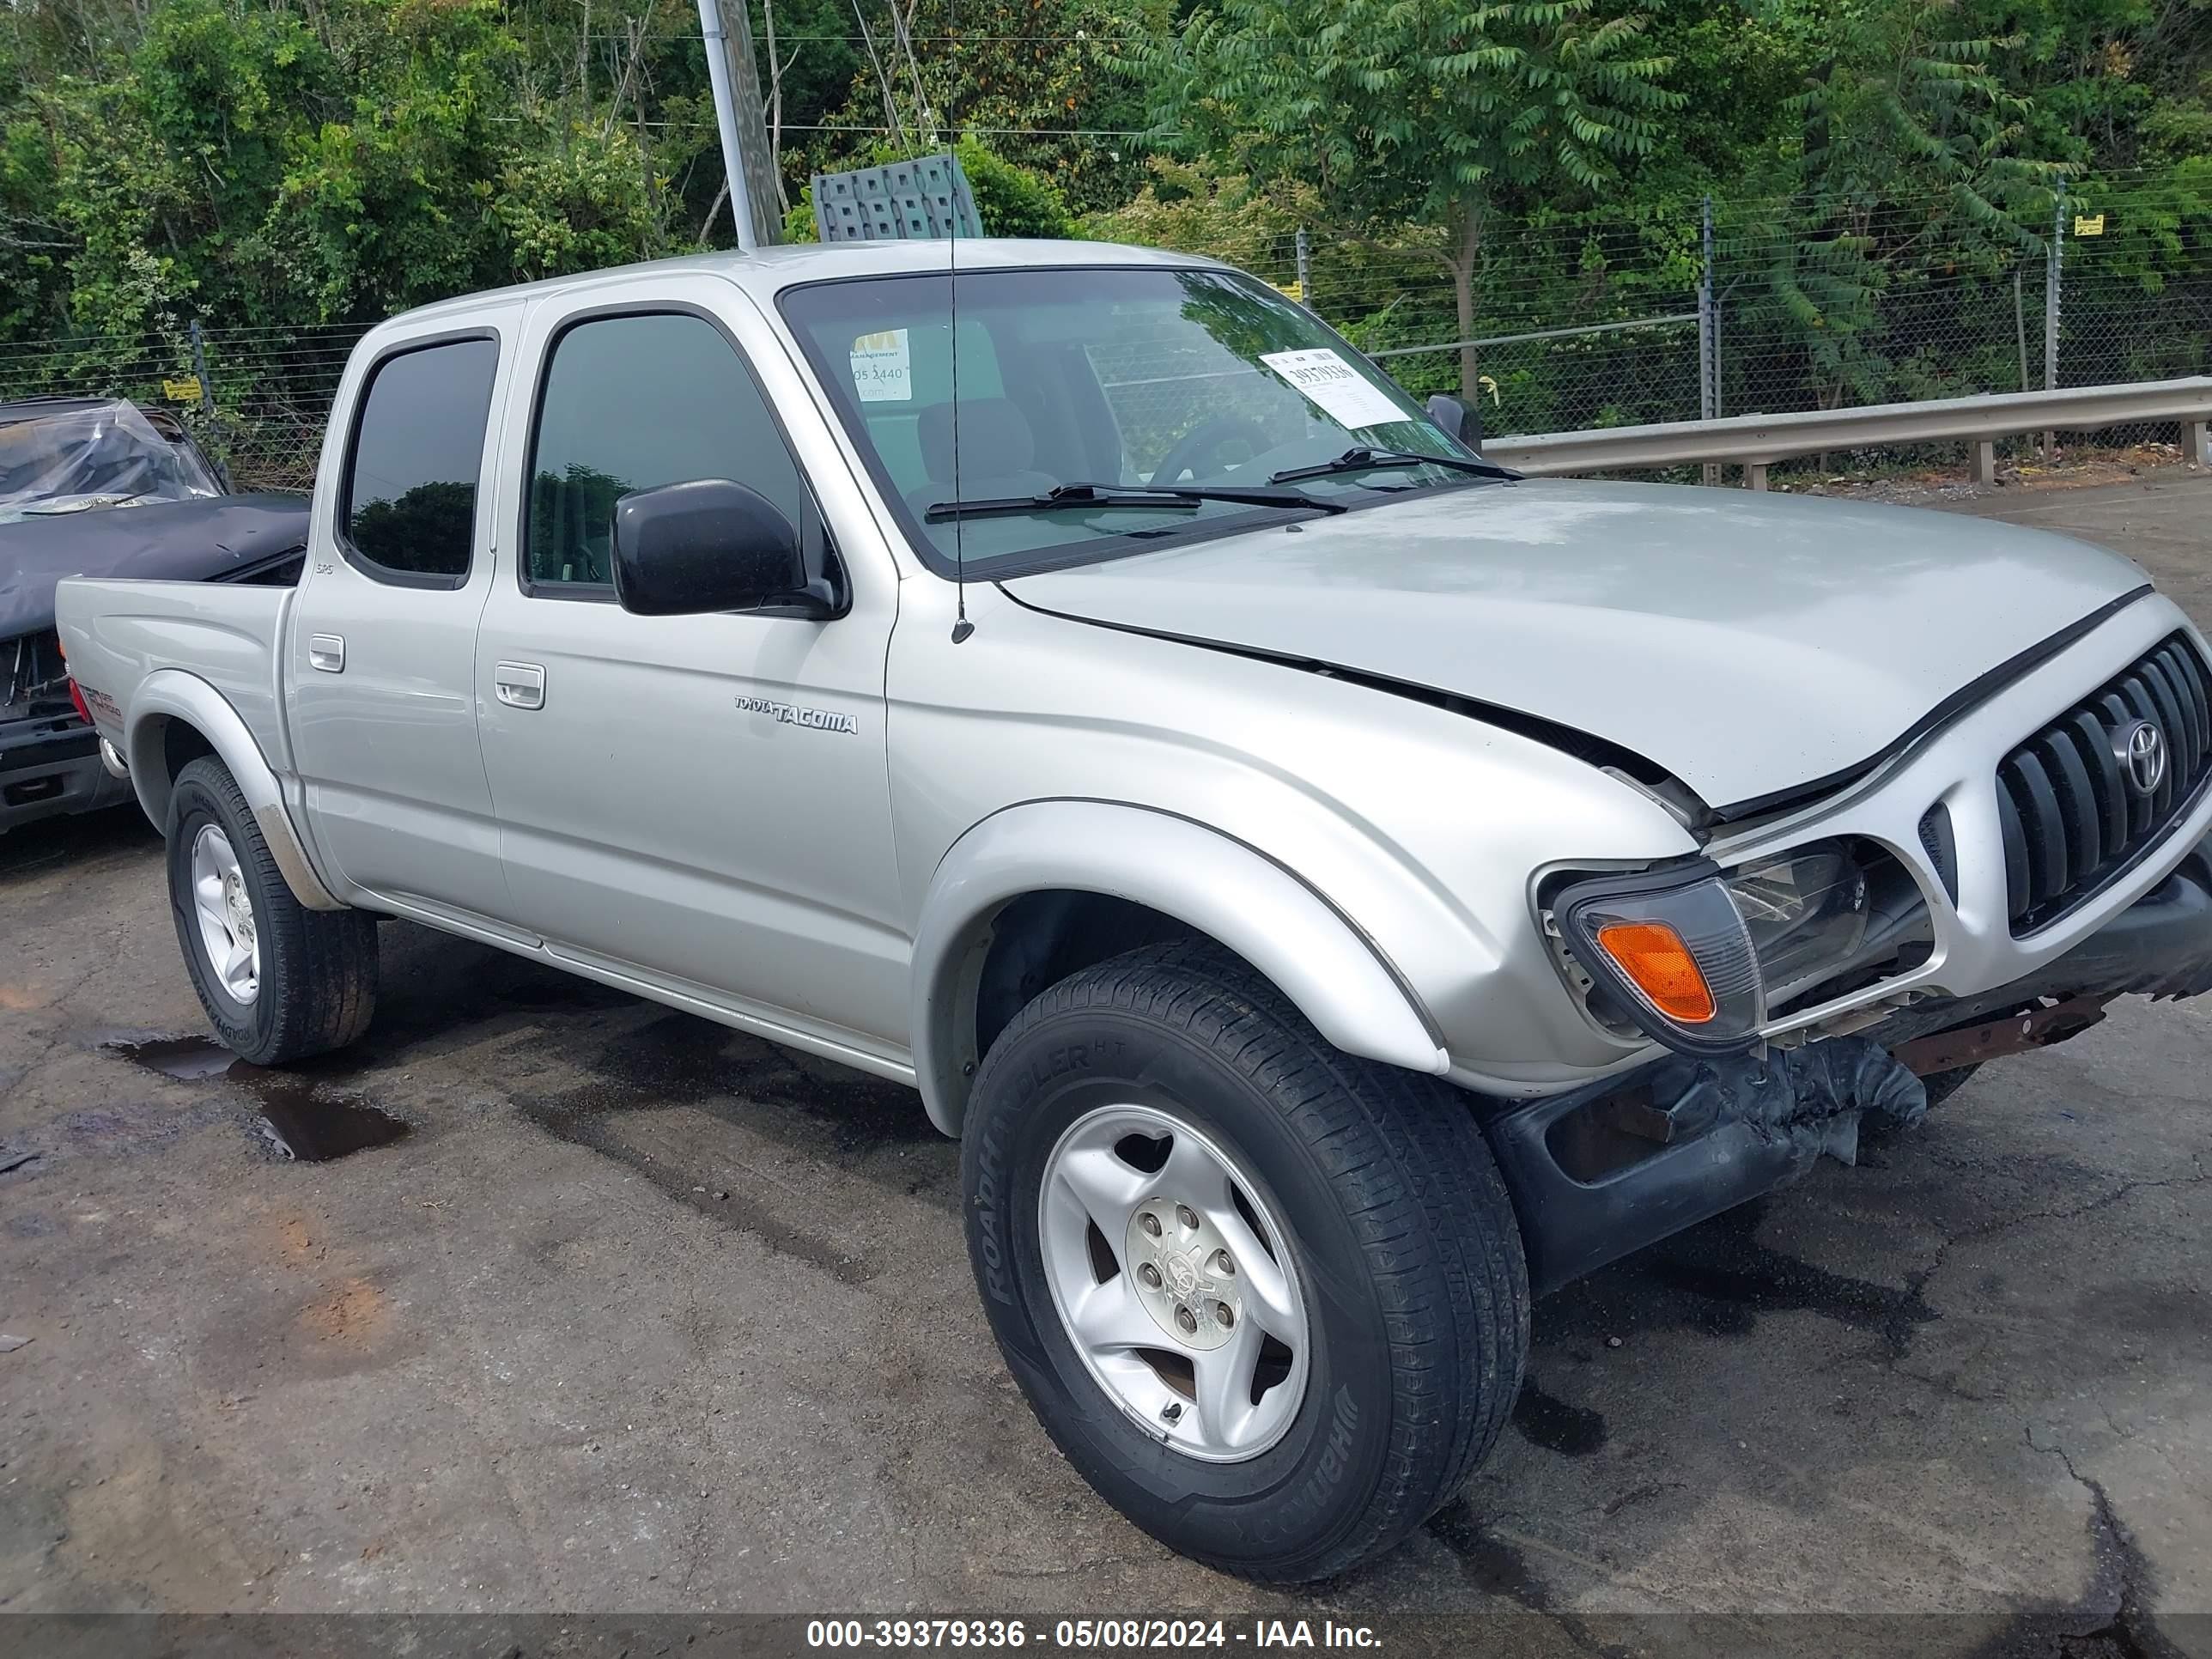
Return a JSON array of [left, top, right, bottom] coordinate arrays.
[[103, 1035, 410, 1163], [106, 1034, 239, 1082], [248, 1089, 410, 1162]]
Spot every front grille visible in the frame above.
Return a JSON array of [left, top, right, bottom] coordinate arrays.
[[1997, 632, 2212, 933]]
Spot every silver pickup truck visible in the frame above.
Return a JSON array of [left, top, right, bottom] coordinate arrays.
[[55, 240, 2212, 1582]]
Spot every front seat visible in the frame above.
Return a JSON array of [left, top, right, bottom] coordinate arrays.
[[904, 397, 1058, 520]]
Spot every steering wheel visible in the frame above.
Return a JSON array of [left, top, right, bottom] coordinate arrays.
[[1150, 416, 1276, 486]]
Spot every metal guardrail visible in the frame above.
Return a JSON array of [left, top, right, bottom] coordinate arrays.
[[1480, 375, 2212, 489]]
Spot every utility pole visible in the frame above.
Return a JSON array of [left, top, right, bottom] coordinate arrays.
[[696, 0, 783, 252]]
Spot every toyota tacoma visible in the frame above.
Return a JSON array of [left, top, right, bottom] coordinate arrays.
[[52, 241, 2212, 1582]]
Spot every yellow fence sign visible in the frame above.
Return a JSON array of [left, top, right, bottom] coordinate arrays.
[[2074, 214, 2106, 237], [162, 378, 204, 402]]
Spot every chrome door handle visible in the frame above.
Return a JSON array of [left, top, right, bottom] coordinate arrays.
[[307, 634, 345, 673], [494, 661, 546, 710]]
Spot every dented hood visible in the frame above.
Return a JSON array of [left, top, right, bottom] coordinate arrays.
[[1001, 479, 2149, 809]]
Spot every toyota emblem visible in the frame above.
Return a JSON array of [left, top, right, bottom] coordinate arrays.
[[2116, 719, 2168, 798]]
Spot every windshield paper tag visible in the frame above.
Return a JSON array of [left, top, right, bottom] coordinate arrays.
[[1260, 349, 1405, 429], [850, 329, 912, 403]]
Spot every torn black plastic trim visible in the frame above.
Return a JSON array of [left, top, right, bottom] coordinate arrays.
[[1484, 1036, 1929, 1292], [997, 581, 1710, 817]]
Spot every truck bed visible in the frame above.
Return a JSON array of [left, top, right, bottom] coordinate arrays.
[[54, 577, 296, 779]]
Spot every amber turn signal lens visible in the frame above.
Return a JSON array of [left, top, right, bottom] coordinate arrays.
[[1593, 921, 1717, 1024]]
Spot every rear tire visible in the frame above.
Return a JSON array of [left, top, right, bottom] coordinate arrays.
[[167, 756, 378, 1066], [961, 939, 1528, 1583]]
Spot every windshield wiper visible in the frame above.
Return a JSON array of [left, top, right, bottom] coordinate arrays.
[[923, 480, 1346, 523], [1268, 447, 1519, 486]]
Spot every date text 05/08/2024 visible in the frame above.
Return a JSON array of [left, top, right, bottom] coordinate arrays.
[[805, 1620, 1383, 1650]]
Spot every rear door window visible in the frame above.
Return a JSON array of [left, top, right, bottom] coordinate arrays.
[[341, 336, 500, 586]]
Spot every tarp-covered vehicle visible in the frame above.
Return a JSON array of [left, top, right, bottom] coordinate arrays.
[[1, 397, 308, 833]]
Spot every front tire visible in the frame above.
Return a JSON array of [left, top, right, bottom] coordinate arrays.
[[961, 940, 1528, 1583], [167, 756, 378, 1066]]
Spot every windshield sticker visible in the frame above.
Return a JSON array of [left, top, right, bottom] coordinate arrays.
[[1260, 349, 1406, 430], [849, 329, 913, 403]]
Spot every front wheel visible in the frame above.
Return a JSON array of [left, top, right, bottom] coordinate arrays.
[[961, 940, 1528, 1583], [167, 755, 379, 1066]]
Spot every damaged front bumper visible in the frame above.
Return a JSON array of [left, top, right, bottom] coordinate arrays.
[[1488, 830, 2212, 1292]]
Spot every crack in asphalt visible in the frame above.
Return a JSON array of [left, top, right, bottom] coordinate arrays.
[[2017, 1427, 2184, 1659], [1877, 1161, 2209, 1409], [1907, 1164, 2211, 1337]]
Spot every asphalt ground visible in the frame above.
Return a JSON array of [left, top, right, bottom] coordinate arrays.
[[2, 472, 2208, 1655]]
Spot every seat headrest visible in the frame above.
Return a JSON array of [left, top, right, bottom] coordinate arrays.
[[918, 398, 1035, 483]]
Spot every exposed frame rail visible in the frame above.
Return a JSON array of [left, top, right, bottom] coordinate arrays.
[[1479, 375, 2212, 489]]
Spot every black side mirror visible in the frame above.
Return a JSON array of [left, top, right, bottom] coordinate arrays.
[[1425, 392, 1484, 453], [611, 479, 824, 617]]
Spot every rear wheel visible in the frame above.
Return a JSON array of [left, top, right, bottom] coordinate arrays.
[[961, 939, 1528, 1583], [167, 756, 378, 1066]]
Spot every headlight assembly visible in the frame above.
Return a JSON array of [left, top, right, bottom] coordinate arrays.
[[1553, 840, 1930, 1054], [1554, 862, 1764, 1054], [1723, 842, 1871, 1003]]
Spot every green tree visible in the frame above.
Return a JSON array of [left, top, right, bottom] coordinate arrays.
[[1079, 154, 1318, 259], [803, 0, 1154, 213], [0, 34, 70, 337], [1751, 0, 2063, 408], [1128, 0, 1683, 398]]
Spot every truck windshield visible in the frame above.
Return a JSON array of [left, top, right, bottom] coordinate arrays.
[[778, 265, 1490, 577]]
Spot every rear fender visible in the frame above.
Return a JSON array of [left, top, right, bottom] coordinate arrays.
[[126, 669, 343, 911]]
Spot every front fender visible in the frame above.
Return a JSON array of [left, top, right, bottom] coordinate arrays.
[[127, 669, 343, 911], [911, 799, 1449, 1135]]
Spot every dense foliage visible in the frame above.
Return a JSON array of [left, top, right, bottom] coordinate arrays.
[[1127, 0, 1686, 396], [2, 0, 2206, 415]]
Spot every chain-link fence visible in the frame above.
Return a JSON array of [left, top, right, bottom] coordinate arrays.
[[1, 177, 2203, 489], [1155, 179, 2209, 471], [0, 323, 365, 492]]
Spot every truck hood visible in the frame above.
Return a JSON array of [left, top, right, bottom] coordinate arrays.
[[1000, 479, 2150, 811]]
